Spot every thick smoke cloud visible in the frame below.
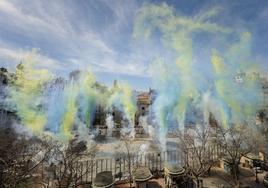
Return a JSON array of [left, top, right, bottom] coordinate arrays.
[[2, 3, 263, 149], [133, 2, 262, 145], [8, 52, 52, 133], [6, 52, 137, 141]]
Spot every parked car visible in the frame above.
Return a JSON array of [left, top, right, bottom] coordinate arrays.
[[263, 174, 268, 187], [253, 159, 268, 171], [253, 159, 262, 168]]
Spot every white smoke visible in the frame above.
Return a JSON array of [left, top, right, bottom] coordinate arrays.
[[12, 122, 33, 139], [120, 126, 135, 138], [106, 114, 114, 137], [138, 115, 156, 138], [76, 123, 95, 146], [148, 125, 155, 138], [201, 91, 211, 126], [139, 143, 149, 155], [139, 116, 148, 133], [200, 91, 224, 126]]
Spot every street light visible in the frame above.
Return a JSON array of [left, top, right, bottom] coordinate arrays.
[[253, 159, 261, 184], [255, 167, 259, 183]]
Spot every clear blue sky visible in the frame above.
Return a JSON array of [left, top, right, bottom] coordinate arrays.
[[0, 0, 267, 90]]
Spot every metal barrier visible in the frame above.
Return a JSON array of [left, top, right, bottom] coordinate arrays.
[[41, 150, 183, 184], [53, 146, 221, 184]]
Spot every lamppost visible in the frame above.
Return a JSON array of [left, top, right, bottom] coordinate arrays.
[[255, 166, 259, 183], [253, 159, 261, 184]]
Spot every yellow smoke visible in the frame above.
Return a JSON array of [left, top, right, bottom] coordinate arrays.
[[210, 42, 260, 127], [110, 82, 137, 125], [60, 69, 97, 138], [134, 3, 231, 128], [211, 52, 231, 127], [10, 52, 51, 133], [121, 83, 136, 124], [211, 53, 225, 75], [80, 70, 97, 126]]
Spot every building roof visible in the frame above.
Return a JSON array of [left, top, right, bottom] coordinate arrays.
[[164, 162, 185, 175], [93, 171, 114, 188], [137, 92, 151, 105], [133, 166, 153, 182]]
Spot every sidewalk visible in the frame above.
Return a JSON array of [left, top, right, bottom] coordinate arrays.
[[202, 168, 235, 188], [202, 167, 267, 188], [105, 167, 268, 188], [239, 166, 266, 188]]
